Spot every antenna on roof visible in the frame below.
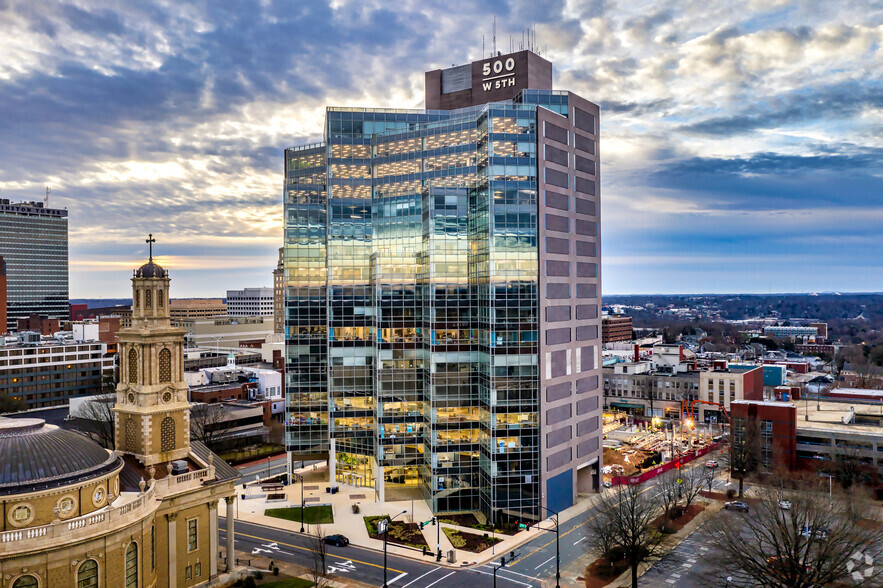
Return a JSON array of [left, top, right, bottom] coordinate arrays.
[[493, 16, 496, 55], [45, 186, 50, 206], [482, 33, 485, 58]]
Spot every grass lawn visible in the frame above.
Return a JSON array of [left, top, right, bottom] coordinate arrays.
[[265, 505, 333, 525], [257, 578, 316, 588], [442, 527, 502, 553]]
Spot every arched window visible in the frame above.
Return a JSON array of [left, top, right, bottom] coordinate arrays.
[[128, 347, 138, 383], [157, 289, 164, 308], [13, 575, 38, 588], [125, 416, 137, 451], [158, 348, 172, 383], [160, 417, 175, 452], [77, 559, 98, 588], [125, 542, 138, 588], [145, 289, 152, 308]]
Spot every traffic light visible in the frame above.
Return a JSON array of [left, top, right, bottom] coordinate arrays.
[[500, 556, 506, 567], [432, 516, 437, 526]]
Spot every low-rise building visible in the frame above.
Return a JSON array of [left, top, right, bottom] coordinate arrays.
[[0, 334, 115, 408], [170, 298, 227, 321], [181, 315, 274, 348], [602, 314, 632, 344], [15, 313, 61, 335], [226, 287, 273, 317]]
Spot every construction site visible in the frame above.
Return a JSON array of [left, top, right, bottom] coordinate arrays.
[[601, 410, 724, 484]]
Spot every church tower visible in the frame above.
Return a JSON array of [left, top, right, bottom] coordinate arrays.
[[114, 235, 190, 466]]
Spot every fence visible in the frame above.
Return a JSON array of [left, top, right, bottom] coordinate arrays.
[[610, 442, 723, 486]]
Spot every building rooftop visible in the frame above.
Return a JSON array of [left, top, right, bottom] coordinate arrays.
[[795, 398, 883, 436], [0, 417, 121, 495]]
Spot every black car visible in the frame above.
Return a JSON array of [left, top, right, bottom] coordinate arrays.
[[324, 534, 349, 547]]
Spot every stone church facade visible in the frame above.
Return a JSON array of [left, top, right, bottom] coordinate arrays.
[[0, 247, 240, 588]]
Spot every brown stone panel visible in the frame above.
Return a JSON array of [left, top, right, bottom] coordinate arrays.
[[537, 93, 603, 507]]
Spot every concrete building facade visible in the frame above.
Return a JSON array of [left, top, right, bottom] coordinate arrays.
[[0, 200, 69, 331], [0, 336, 115, 408], [0, 247, 239, 588], [602, 314, 632, 344], [226, 288, 273, 317]]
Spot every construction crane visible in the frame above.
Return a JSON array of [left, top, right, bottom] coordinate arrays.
[[680, 398, 731, 427]]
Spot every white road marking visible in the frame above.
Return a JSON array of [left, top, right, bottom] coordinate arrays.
[[402, 569, 440, 588], [424, 571, 456, 588], [470, 569, 533, 587], [387, 572, 409, 585], [573, 536, 587, 545], [534, 556, 555, 570]]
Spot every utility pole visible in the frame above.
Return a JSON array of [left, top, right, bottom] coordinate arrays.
[[536, 506, 561, 588], [382, 511, 408, 587]]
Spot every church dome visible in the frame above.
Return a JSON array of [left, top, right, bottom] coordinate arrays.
[[135, 261, 167, 278], [0, 418, 121, 495]]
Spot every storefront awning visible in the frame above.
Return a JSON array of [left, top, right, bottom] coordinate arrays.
[[610, 402, 645, 410]]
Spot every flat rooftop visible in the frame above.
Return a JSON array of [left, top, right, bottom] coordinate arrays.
[[795, 398, 883, 436]]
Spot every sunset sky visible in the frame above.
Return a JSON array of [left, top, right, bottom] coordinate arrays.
[[1, 0, 881, 297]]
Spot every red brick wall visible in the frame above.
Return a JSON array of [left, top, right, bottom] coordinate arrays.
[[742, 367, 764, 401]]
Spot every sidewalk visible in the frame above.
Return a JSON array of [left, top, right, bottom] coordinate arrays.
[[230, 462, 606, 568], [566, 497, 725, 588]]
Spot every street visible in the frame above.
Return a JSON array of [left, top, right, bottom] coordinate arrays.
[[221, 518, 555, 587], [222, 450, 729, 587]]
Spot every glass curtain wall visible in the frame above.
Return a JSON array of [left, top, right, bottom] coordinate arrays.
[[286, 96, 569, 517], [284, 144, 329, 456]]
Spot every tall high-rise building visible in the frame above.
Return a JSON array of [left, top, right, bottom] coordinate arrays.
[[0, 200, 69, 331], [284, 50, 602, 520], [273, 247, 284, 334], [0, 255, 7, 334]]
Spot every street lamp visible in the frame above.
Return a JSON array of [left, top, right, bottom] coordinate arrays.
[[536, 505, 561, 588], [382, 510, 408, 588], [290, 472, 305, 533]]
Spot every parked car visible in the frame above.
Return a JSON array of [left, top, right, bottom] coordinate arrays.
[[705, 460, 719, 468], [724, 501, 749, 512], [324, 534, 350, 547], [602, 480, 612, 488], [779, 500, 792, 510], [800, 525, 829, 540]]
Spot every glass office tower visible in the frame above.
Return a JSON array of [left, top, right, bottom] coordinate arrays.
[[0, 200, 69, 332], [285, 51, 602, 522]]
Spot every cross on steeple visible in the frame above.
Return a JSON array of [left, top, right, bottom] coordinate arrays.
[[146, 233, 156, 262]]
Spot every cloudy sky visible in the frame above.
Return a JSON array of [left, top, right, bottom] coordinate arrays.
[[1, 0, 881, 298]]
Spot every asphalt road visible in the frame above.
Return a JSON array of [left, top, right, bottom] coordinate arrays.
[[223, 449, 729, 587], [219, 518, 549, 587], [503, 449, 730, 585]]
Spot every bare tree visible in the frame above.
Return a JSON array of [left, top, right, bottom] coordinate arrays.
[[587, 483, 666, 588], [0, 395, 26, 415], [189, 403, 227, 449], [729, 416, 760, 498], [829, 442, 873, 494], [267, 420, 285, 446], [705, 484, 883, 588], [307, 524, 329, 587], [73, 394, 116, 449], [680, 462, 712, 511], [656, 472, 681, 533]]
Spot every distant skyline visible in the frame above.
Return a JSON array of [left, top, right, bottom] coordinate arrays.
[[1, 1, 881, 297]]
